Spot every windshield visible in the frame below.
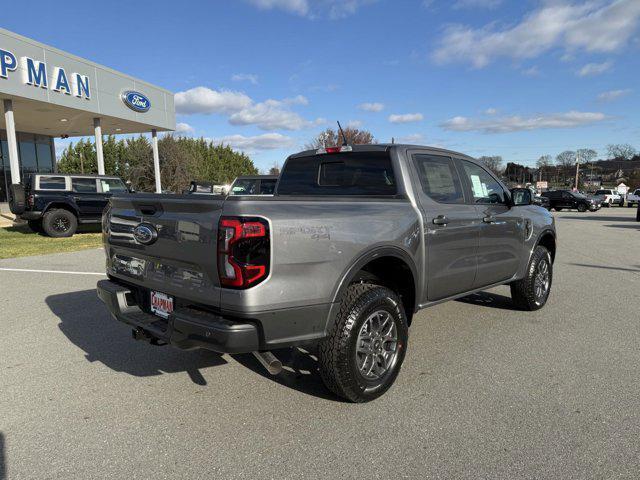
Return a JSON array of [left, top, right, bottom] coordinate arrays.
[[573, 193, 587, 199], [100, 178, 127, 193], [594, 190, 610, 195]]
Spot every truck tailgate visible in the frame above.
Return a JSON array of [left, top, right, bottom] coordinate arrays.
[[104, 193, 225, 306]]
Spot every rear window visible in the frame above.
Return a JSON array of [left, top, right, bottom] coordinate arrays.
[[100, 178, 127, 193], [72, 178, 97, 193], [277, 152, 396, 196], [260, 179, 277, 194], [38, 176, 66, 190]]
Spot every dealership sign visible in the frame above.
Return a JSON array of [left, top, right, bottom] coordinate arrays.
[[0, 48, 90, 99], [121, 90, 151, 112]]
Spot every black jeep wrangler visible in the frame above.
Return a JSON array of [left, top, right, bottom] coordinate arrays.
[[9, 174, 129, 237]]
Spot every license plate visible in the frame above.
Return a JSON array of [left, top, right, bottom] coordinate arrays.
[[150, 290, 174, 318]]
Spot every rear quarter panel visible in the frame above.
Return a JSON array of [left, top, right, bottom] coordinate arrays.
[[220, 197, 422, 314]]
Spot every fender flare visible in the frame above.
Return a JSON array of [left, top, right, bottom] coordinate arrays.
[[330, 245, 420, 310], [43, 200, 79, 217], [533, 228, 557, 260]]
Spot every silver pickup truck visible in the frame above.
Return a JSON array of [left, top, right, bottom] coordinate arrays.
[[97, 144, 556, 402]]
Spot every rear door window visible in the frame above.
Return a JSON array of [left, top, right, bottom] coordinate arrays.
[[72, 178, 98, 193], [38, 176, 67, 190], [277, 151, 396, 195], [412, 154, 464, 204], [259, 179, 277, 194]]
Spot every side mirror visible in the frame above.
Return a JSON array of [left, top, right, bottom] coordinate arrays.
[[510, 188, 532, 206]]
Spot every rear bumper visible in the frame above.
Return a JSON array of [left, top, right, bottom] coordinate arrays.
[[97, 279, 331, 353], [97, 279, 260, 353]]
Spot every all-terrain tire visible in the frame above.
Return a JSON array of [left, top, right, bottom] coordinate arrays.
[[42, 209, 77, 238], [318, 283, 408, 403], [510, 246, 553, 311]]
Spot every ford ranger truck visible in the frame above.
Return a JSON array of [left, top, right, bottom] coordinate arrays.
[[97, 144, 557, 402]]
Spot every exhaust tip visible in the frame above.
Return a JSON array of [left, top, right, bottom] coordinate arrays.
[[252, 351, 282, 376]]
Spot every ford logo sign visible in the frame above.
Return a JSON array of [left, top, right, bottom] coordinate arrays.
[[133, 223, 158, 245], [122, 90, 151, 113]]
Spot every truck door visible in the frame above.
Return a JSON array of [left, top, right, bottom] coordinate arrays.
[[70, 177, 105, 219], [457, 160, 523, 287], [410, 153, 479, 301]]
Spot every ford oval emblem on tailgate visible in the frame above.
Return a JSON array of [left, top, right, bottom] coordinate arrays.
[[122, 90, 151, 112], [133, 223, 158, 245]]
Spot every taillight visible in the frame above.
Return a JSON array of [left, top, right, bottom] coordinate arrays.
[[218, 216, 270, 289], [316, 145, 352, 154]]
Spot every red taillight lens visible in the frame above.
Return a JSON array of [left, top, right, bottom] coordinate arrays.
[[218, 217, 270, 289]]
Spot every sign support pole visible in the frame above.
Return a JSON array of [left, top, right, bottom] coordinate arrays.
[[94, 117, 104, 175], [3, 99, 20, 184], [152, 129, 161, 193]]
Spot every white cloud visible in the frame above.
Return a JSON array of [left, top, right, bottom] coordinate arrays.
[[597, 88, 632, 102], [358, 102, 385, 112], [175, 87, 318, 131], [229, 98, 321, 130], [389, 113, 424, 123], [175, 122, 194, 134], [521, 66, 540, 77], [577, 61, 613, 77], [441, 111, 608, 133], [175, 87, 252, 114], [432, 0, 640, 68], [210, 133, 296, 152], [231, 73, 259, 85], [245, 0, 375, 19], [346, 120, 362, 128], [453, 0, 502, 9], [246, 0, 309, 16], [485, 108, 497, 115]]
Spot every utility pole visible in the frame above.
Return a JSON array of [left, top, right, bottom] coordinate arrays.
[[574, 150, 581, 191]]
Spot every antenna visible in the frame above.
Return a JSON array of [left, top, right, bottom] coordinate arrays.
[[337, 121, 348, 146]]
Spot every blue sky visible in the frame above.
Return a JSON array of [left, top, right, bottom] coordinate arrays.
[[4, 0, 640, 171]]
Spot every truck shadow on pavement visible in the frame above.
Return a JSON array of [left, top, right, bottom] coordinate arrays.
[[560, 214, 635, 222], [456, 291, 518, 310], [233, 349, 339, 402], [45, 289, 227, 384]]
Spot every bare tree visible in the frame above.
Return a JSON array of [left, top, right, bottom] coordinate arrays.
[[576, 148, 597, 164], [268, 161, 280, 176], [536, 154, 552, 181], [478, 155, 504, 176], [556, 150, 576, 168], [606, 143, 637, 160], [306, 127, 375, 149]]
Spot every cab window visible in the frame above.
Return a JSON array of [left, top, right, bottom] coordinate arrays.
[[460, 161, 506, 204]]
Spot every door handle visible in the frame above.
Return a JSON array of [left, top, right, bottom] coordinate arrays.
[[73, 196, 81, 201], [432, 215, 448, 226], [483, 215, 496, 224]]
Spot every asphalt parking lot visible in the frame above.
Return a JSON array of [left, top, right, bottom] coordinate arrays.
[[1, 207, 639, 479]]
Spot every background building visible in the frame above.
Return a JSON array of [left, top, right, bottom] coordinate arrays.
[[0, 28, 175, 202]]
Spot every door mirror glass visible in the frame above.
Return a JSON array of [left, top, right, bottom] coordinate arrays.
[[510, 188, 532, 206]]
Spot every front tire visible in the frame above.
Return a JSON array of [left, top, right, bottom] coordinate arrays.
[[318, 284, 408, 402], [577, 203, 587, 212], [42, 209, 77, 237], [510, 246, 553, 311]]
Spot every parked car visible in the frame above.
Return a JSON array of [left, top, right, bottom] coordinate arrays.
[[533, 195, 551, 210], [11, 173, 129, 237], [229, 175, 278, 195], [626, 188, 640, 208], [594, 189, 624, 207], [97, 144, 557, 402], [540, 190, 601, 212]]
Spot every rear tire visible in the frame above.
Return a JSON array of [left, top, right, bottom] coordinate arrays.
[[42, 209, 77, 237], [510, 246, 553, 311], [318, 283, 408, 403], [577, 203, 587, 212], [554, 207, 562, 212]]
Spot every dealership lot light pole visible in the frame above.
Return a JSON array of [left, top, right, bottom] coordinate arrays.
[[94, 118, 105, 175]]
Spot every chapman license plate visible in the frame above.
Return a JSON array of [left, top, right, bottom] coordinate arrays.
[[150, 290, 174, 318]]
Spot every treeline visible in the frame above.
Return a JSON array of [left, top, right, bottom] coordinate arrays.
[[58, 135, 258, 192]]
